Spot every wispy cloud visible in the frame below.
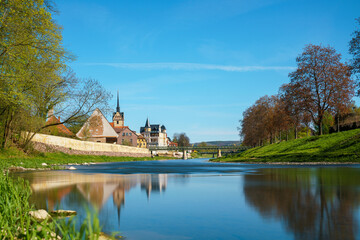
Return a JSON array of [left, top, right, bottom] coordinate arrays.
[[83, 62, 295, 72]]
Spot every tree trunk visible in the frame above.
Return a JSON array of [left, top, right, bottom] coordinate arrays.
[[1, 109, 14, 149], [294, 127, 298, 139], [286, 130, 289, 141], [337, 114, 340, 133]]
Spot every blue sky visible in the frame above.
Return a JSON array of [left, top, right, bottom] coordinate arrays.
[[54, 0, 360, 143]]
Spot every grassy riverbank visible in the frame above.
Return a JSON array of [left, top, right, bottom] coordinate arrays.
[[212, 129, 360, 163], [0, 147, 171, 170]]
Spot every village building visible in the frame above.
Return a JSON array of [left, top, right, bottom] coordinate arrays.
[[43, 111, 74, 137], [77, 91, 144, 147], [112, 125, 137, 147], [112, 91, 125, 128], [136, 133, 147, 148], [140, 118, 168, 147], [76, 108, 118, 143]]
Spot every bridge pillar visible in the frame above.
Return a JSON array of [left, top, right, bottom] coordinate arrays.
[[183, 150, 187, 160], [217, 149, 222, 158]]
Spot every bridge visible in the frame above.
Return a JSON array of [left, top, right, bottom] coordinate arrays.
[[148, 145, 249, 159]]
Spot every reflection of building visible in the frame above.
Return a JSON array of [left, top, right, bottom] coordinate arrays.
[[25, 172, 170, 225], [140, 174, 167, 199], [113, 186, 125, 226], [140, 118, 168, 146], [76, 182, 119, 210]]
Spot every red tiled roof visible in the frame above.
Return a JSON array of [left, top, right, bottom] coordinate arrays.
[[46, 116, 73, 136]]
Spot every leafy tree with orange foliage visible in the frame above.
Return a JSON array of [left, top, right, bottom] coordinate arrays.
[[349, 18, 360, 95], [289, 44, 354, 135]]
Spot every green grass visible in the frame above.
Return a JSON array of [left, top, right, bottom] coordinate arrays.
[[0, 147, 172, 169], [212, 129, 360, 163]]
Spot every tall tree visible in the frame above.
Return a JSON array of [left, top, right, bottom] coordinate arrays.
[[173, 133, 190, 147], [289, 44, 354, 135], [279, 83, 311, 139], [0, 1, 111, 149], [349, 17, 360, 95]]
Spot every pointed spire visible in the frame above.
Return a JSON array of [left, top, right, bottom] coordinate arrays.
[[116, 90, 120, 113], [145, 118, 150, 128]]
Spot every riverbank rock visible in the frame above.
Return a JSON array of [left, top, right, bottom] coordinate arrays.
[[68, 166, 76, 170], [50, 210, 77, 217], [7, 166, 26, 172], [29, 209, 51, 222]]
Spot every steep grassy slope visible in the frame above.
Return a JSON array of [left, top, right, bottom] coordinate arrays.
[[213, 129, 360, 162]]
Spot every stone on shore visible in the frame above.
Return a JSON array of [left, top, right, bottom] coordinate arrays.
[[7, 166, 26, 172], [41, 163, 47, 166], [68, 166, 76, 170], [50, 210, 77, 217], [29, 209, 51, 222]]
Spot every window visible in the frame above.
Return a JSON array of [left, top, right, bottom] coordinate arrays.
[[126, 133, 128, 136], [130, 139, 132, 143], [117, 121, 119, 124], [122, 133, 125, 136], [129, 133, 132, 136]]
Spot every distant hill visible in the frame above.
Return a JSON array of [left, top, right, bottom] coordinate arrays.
[[193, 141, 241, 147]]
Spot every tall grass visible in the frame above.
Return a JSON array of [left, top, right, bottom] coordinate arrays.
[[0, 173, 107, 239]]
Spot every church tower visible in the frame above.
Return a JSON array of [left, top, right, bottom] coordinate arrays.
[[113, 91, 124, 127]]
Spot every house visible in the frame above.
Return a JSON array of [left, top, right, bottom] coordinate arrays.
[[136, 133, 147, 148], [77, 91, 142, 146], [140, 118, 168, 146], [43, 113, 74, 137], [76, 108, 118, 143], [113, 125, 138, 147]]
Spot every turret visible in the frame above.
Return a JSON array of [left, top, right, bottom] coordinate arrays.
[[145, 118, 151, 132], [161, 125, 166, 133]]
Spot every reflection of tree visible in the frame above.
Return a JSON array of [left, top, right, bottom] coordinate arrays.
[[243, 168, 360, 240]]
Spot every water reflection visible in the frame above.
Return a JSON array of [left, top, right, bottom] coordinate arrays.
[[243, 168, 360, 240], [12, 165, 360, 240], [13, 170, 174, 231]]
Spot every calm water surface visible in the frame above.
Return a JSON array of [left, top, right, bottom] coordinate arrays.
[[13, 159, 360, 240]]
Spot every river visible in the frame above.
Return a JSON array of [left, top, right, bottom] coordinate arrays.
[[13, 159, 360, 240]]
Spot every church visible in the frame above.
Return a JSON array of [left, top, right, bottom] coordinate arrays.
[[77, 91, 171, 148], [76, 91, 144, 147]]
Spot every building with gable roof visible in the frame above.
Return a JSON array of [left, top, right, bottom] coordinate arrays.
[[43, 110, 74, 137], [76, 108, 118, 143]]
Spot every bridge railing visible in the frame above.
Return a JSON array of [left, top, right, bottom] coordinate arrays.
[[148, 146, 249, 151]]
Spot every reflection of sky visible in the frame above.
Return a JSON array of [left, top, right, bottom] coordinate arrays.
[[27, 172, 292, 240], [15, 162, 360, 240]]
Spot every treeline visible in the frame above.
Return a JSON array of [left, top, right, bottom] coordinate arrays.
[[0, 1, 111, 150], [240, 19, 360, 147]]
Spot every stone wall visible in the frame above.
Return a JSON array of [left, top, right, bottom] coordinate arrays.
[[31, 133, 150, 157]]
